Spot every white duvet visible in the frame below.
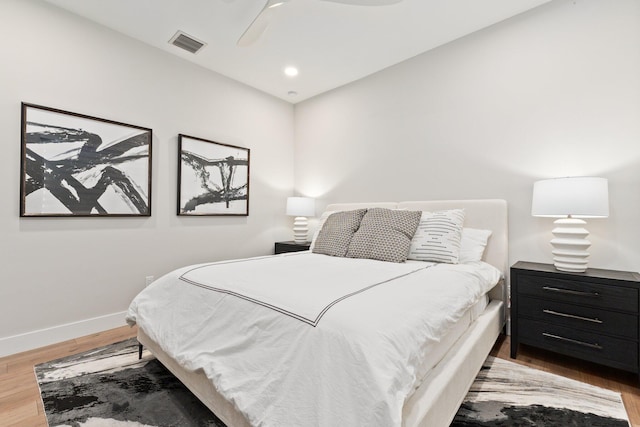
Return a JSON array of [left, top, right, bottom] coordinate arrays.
[[126, 252, 500, 427]]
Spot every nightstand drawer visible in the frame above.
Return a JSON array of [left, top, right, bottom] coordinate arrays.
[[518, 296, 638, 340], [518, 276, 638, 312], [511, 262, 640, 377], [519, 318, 638, 372]]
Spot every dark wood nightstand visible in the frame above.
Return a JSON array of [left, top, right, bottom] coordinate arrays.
[[274, 241, 311, 254], [510, 261, 640, 378]]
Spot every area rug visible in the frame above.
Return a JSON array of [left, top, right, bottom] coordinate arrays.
[[451, 356, 630, 426], [36, 339, 630, 427], [35, 338, 224, 426]]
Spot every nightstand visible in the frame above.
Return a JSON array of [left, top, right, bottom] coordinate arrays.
[[510, 261, 640, 378], [274, 241, 311, 254]]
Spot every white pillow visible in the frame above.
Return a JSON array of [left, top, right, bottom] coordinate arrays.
[[459, 228, 492, 263], [408, 209, 465, 263]]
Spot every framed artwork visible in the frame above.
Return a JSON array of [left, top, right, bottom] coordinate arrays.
[[20, 103, 152, 217], [178, 134, 250, 216]]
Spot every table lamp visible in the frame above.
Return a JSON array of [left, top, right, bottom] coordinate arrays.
[[531, 177, 609, 272], [286, 197, 315, 244]]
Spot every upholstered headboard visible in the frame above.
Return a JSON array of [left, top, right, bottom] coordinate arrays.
[[324, 199, 509, 303]]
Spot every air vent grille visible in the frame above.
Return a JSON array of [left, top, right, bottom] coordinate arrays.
[[169, 31, 206, 54]]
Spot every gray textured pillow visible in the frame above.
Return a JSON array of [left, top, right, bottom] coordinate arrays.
[[408, 209, 465, 263], [312, 209, 367, 257], [346, 208, 421, 263]]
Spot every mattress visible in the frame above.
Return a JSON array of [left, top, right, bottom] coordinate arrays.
[[414, 295, 488, 387]]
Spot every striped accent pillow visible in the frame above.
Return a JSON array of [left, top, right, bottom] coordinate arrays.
[[408, 209, 465, 263], [312, 209, 367, 257]]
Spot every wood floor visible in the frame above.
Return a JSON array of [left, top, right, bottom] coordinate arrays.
[[0, 328, 638, 426], [492, 335, 640, 426], [0, 326, 138, 427]]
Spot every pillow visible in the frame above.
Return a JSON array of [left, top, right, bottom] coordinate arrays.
[[309, 210, 336, 251], [310, 208, 409, 251], [459, 228, 492, 263], [408, 209, 465, 263], [312, 209, 367, 257], [346, 208, 421, 263]]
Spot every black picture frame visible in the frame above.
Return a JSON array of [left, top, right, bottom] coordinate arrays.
[[178, 134, 250, 216], [20, 103, 152, 217]]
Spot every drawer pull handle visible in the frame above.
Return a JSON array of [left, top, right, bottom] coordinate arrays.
[[542, 309, 603, 324], [542, 332, 603, 350], [542, 286, 600, 297]]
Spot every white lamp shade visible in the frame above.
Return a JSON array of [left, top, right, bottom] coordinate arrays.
[[286, 197, 315, 217], [532, 176, 609, 273], [531, 177, 609, 218]]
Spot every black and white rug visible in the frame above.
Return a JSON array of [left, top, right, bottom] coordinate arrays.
[[35, 338, 224, 426], [451, 356, 630, 426], [36, 339, 630, 427]]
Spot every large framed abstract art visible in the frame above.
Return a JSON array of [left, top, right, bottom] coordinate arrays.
[[178, 134, 250, 216], [20, 103, 152, 217]]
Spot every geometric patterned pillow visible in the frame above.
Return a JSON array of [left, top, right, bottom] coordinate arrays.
[[407, 209, 465, 263], [309, 210, 336, 251], [311, 209, 367, 257], [346, 208, 422, 263]]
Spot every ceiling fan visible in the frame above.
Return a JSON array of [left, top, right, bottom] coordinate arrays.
[[237, 0, 403, 47]]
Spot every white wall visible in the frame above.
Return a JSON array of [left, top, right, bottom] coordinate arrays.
[[3, 0, 639, 357], [0, 0, 295, 356], [294, 0, 640, 273]]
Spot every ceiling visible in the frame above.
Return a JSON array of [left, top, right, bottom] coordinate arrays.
[[44, 0, 551, 103]]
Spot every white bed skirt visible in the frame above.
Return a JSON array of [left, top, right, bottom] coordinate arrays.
[[138, 299, 503, 427]]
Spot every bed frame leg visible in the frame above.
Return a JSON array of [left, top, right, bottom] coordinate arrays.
[[138, 343, 143, 360]]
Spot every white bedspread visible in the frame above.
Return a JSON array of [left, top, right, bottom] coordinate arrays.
[[180, 254, 429, 326], [126, 252, 500, 427]]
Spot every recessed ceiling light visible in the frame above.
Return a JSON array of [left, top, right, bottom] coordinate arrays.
[[284, 66, 299, 77], [288, 91, 298, 96]]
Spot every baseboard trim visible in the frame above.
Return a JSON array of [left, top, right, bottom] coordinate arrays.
[[0, 311, 128, 358]]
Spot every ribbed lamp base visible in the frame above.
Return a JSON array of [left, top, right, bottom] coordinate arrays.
[[550, 218, 591, 272], [292, 216, 309, 244]]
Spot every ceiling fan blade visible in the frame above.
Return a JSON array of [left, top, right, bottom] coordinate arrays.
[[237, 0, 289, 47], [320, 0, 402, 5]]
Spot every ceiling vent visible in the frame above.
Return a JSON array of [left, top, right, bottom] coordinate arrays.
[[169, 31, 206, 54]]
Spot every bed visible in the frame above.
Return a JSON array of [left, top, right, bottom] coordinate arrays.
[[127, 199, 508, 427]]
